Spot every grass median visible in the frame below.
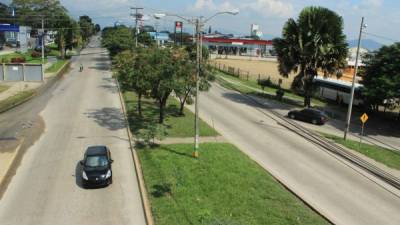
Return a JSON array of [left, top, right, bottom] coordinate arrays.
[[0, 85, 10, 94], [45, 59, 68, 73], [321, 133, 400, 170], [123, 91, 218, 138], [0, 90, 36, 112], [138, 143, 329, 225]]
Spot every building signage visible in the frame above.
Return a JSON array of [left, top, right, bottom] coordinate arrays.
[[0, 24, 19, 32], [175, 21, 183, 31], [232, 42, 243, 45]]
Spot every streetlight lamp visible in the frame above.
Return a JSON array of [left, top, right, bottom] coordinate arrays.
[[154, 10, 239, 158], [344, 17, 366, 140]]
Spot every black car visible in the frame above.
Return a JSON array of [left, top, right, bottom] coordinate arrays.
[[288, 108, 328, 125], [80, 146, 113, 188]]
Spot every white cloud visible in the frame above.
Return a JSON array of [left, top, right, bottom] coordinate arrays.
[[352, 0, 384, 10], [190, 0, 292, 18], [191, 0, 238, 12], [193, 0, 217, 10], [245, 0, 294, 18]]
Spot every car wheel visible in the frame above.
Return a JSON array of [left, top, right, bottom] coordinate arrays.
[[289, 114, 295, 119], [311, 119, 318, 125], [109, 177, 113, 185]]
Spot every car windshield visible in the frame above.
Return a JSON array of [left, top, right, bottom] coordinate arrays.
[[85, 155, 108, 167]]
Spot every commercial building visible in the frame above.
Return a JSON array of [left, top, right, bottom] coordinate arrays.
[[148, 31, 170, 46], [203, 37, 274, 57]]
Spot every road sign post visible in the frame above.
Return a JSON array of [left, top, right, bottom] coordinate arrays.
[[359, 113, 369, 149]]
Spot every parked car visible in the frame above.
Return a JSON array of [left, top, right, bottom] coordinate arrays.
[[288, 108, 328, 125], [80, 146, 113, 188]]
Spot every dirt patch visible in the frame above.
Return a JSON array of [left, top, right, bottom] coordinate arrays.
[[212, 59, 297, 89], [0, 115, 45, 199], [0, 138, 20, 153]]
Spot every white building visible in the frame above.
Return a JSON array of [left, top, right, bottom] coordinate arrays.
[[250, 24, 263, 38]]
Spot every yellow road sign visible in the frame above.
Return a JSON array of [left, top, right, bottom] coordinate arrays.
[[360, 113, 369, 123]]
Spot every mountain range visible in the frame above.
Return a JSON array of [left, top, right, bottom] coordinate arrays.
[[347, 39, 383, 51]]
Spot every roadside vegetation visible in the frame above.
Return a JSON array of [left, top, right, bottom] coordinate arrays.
[[124, 91, 218, 139], [0, 90, 36, 112], [0, 85, 10, 94], [273, 6, 348, 107], [215, 70, 327, 108], [138, 143, 329, 225], [321, 133, 400, 170], [45, 59, 68, 73]]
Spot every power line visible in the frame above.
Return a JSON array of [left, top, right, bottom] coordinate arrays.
[[362, 31, 399, 43]]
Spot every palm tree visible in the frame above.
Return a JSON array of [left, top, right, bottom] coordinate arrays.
[[273, 6, 348, 107]]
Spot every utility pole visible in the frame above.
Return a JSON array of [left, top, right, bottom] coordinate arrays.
[[194, 18, 200, 157], [41, 16, 45, 65], [344, 17, 365, 140], [131, 7, 143, 48]]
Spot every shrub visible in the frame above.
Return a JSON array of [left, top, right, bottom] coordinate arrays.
[[31, 51, 41, 58], [10, 57, 26, 63], [257, 78, 272, 89]]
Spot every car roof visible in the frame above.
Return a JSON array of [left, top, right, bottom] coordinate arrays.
[[86, 146, 108, 156]]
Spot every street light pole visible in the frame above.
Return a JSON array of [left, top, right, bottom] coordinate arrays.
[[153, 11, 238, 157], [194, 18, 200, 157], [344, 17, 365, 140], [41, 16, 45, 65]]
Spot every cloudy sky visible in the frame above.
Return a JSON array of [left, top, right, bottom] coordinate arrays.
[[6, 0, 400, 43]]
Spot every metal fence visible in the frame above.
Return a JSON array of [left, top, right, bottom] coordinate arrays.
[[0, 63, 43, 82]]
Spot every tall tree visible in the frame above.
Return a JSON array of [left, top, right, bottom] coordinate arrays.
[[361, 43, 400, 112], [273, 6, 348, 107], [149, 47, 176, 123], [101, 26, 134, 56], [115, 49, 152, 117], [79, 15, 94, 43], [94, 24, 101, 33], [174, 44, 214, 115], [12, 0, 68, 28]]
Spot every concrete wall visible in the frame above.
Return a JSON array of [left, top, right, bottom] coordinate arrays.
[[1, 64, 43, 82]]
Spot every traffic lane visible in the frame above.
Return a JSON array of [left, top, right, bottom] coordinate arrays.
[[247, 93, 400, 151], [0, 45, 146, 225], [195, 84, 400, 225]]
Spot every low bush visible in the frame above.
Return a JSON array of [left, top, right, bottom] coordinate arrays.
[[31, 51, 41, 58], [10, 57, 26, 63]]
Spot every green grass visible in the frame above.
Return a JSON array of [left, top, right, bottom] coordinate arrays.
[[0, 51, 48, 64], [138, 143, 329, 225], [321, 133, 400, 170], [216, 71, 327, 107], [45, 59, 68, 73], [124, 91, 218, 138], [0, 90, 36, 112], [0, 84, 10, 93]]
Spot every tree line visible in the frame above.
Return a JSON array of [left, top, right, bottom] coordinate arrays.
[[102, 25, 214, 124], [0, 0, 100, 59]]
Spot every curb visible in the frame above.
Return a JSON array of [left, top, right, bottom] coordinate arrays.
[[0, 139, 23, 198], [115, 78, 154, 225], [0, 60, 71, 114]]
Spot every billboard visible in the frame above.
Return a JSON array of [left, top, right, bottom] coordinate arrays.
[[175, 21, 183, 31]]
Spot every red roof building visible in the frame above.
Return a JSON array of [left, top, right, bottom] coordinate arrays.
[[202, 37, 274, 57]]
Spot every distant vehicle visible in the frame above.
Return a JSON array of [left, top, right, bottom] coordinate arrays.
[[80, 146, 113, 188], [288, 108, 328, 125]]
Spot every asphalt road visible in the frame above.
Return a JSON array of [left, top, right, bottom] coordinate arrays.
[[0, 37, 146, 225], [194, 83, 400, 225]]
